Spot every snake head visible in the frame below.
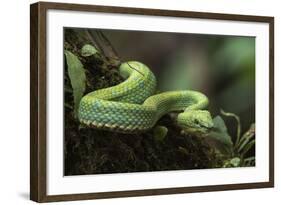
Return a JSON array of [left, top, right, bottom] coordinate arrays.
[[177, 110, 214, 135]]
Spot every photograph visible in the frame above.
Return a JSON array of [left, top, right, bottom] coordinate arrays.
[[63, 28, 256, 176], [1, 0, 278, 203], [30, 2, 274, 202]]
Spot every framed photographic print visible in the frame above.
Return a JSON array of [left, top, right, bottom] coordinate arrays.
[[30, 1, 274, 202]]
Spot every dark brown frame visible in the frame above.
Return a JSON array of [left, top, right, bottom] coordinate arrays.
[[30, 1, 274, 202]]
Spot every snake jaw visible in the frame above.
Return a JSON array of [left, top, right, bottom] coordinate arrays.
[[177, 110, 214, 135]]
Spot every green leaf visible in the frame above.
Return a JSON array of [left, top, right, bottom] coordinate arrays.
[[206, 116, 233, 155], [213, 115, 228, 133], [153, 126, 168, 142], [238, 123, 255, 153], [240, 139, 255, 157], [223, 157, 241, 168], [64, 50, 86, 118], [81, 44, 99, 57], [230, 157, 241, 167]]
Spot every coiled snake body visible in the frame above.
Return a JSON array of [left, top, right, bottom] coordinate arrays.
[[78, 61, 213, 133]]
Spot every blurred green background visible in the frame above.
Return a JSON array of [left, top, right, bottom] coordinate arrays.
[[102, 29, 255, 135]]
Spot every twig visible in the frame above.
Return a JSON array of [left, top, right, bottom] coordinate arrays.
[[220, 109, 241, 149], [126, 63, 145, 77], [96, 30, 120, 60]]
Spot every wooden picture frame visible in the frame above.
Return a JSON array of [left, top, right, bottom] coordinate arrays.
[[30, 1, 274, 202]]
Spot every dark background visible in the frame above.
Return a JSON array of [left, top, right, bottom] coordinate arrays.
[[103, 29, 255, 135]]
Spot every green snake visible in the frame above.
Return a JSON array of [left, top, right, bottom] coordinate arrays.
[[78, 61, 213, 134]]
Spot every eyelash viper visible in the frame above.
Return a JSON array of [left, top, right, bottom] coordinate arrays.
[[78, 61, 213, 134]]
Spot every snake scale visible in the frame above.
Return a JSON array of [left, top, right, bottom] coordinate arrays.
[[78, 61, 213, 134]]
